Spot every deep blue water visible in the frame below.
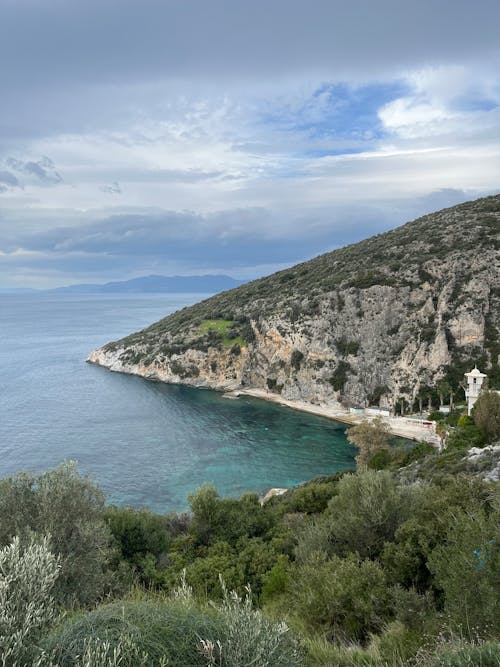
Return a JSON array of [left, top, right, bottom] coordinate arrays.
[[0, 294, 356, 512]]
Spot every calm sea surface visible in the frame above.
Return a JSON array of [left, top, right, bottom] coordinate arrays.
[[0, 294, 356, 512]]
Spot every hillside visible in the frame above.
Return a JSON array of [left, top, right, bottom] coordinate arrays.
[[88, 195, 500, 410]]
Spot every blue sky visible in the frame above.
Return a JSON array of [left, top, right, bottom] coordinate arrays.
[[0, 0, 499, 288]]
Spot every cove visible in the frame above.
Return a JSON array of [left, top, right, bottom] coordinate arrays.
[[0, 293, 356, 512]]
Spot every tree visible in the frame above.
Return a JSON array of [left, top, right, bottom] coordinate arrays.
[[325, 470, 417, 559], [0, 462, 115, 607], [473, 390, 500, 444], [288, 554, 391, 642], [437, 380, 452, 409], [188, 484, 222, 546], [346, 417, 391, 467]]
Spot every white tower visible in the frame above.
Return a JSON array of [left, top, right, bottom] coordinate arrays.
[[464, 366, 487, 415]]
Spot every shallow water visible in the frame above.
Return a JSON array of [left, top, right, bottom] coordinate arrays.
[[0, 294, 356, 512]]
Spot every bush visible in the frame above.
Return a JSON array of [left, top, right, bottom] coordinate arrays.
[[446, 424, 486, 450], [0, 536, 60, 666], [0, 462, 115, 608], [185, 543, 245, 599], [261, 555, 289, 603], [290, 349, 304, 371], [285, 481, 338, 514], [473, 391, 500, 443], [288, 554, 391, 642], [328, 361, 351, 392], [43, 599, 224, 667], [427, 508, 500, 638], [420, 639, 500, 666], [325, 470, 417, 559], [402, 441, 436, 465], [382, 477, 493, 592], [188, 486, 273, 547], [199, 580, 302, 666], [104, 506, 170, 586]]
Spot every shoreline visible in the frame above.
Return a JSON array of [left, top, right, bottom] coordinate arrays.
[[225, 388, 440, 445], [88, 350, 439, 445]]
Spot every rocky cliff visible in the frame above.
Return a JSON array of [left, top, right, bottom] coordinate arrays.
[[88, 195, 500, 412]]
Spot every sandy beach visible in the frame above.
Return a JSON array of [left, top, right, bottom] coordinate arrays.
[[225, 388, 440, 445]]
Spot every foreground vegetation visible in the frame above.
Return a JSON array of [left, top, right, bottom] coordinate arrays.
[[1, 399, 499, 665]]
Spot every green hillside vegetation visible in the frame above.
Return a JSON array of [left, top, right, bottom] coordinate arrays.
[[1, 403, 499, 666], [198, 319, 245, 348]]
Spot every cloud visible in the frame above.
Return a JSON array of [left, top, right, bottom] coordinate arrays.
[[6, 156, 63, 185], [0, 2, 498, 287], [1, 0, 499, 92], [378, 65, 500, 139], [100, 181, 122, 195], [0, 170, 20, 192]]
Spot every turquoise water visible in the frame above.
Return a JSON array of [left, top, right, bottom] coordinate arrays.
[[0, 294, 356, 512]]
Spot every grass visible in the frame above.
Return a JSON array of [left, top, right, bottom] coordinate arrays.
[[198, 319, 245, 348]]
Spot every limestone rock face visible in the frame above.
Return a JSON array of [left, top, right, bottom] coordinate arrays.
[[88, 195, 500, 409]]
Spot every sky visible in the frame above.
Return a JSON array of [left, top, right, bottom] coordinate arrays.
[[1, 0, 499, 288]]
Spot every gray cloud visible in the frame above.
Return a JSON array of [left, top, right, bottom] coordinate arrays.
[[0, 188, 477, 284], [100, 181, 122, 195], [0, 170, 20, 192], [0, 1, 499, 145], [0, 1, 498, 288], [1, 1, 499, 91], [7, 156, 63, 185]]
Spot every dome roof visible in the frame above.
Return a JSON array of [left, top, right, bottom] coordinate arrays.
[[465, 366, 487, 377]]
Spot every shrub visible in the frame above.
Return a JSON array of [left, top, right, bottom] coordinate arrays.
[[199, 580, 302, 667], [288, 554, 391, 642], [402, 441, 436, 465], [367, 448, 393, 470], [285, 481, 338, 514], [325, 470, 417, 559], [188, 486, 273, 547], [104, 507, 170, 587], [185, 543, 245, 599], [290, 349, 304, 371], [328, 361, 351, 392], [446, 423, 486, 450], [382, 477, 492, 592], [0, 536, 60, 666], [43, 599, 224, 667], [0, 462, 115, 608], [427, 509, 500, 638], [261, 555, 289, 603], [473, 391, 500, 443], [419, 639, 500, 666]]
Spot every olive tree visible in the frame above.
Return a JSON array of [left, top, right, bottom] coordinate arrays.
[[346, 417, 391, 467], [0, 536, 60, 665]]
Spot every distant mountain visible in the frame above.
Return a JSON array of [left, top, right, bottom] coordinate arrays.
[[89, 195, 500, 410], [50, 274, 244, 294]]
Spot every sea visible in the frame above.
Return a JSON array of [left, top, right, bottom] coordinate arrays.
[[0, 293, 356, 513]]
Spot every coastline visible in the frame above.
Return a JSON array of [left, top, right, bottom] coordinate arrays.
[[88, 348, 439, 445], [225, 388, 440, 445]]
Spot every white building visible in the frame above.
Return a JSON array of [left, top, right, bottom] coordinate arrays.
[[464, 366, 487, 415]]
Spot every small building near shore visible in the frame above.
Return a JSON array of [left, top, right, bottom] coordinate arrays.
[[464, 366, 487, 415]]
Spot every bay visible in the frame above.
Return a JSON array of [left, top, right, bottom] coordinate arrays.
[[0, 293, 356, 512]]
